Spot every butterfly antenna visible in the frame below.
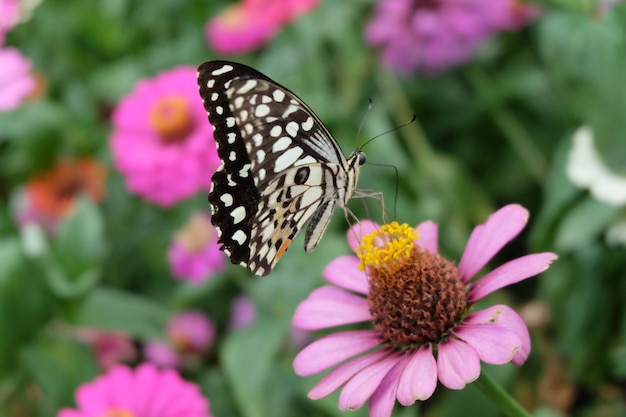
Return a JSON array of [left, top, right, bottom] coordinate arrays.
[[358, 114, 416, 152], [356, 98, 374, 149]]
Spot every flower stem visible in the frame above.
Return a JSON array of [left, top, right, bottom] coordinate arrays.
[[474, 372, 532, 417]]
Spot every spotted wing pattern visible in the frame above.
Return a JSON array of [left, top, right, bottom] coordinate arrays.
[[198, 61, 364, 276]]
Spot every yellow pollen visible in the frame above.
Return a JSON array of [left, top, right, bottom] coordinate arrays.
[[149, 94, 193, 143], [356, 222, 419, 271], [98, 408, 135, 417]]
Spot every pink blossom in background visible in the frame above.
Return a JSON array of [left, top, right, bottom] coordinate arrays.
[[365, 0, 539, 74], [0, 47, 34, 111], [143, 340, 181, 369], [76, 329, 136, 370], [168, 213, 224, 283], [292, 205, 557, 416], [167, 310, 216, 354], [206, 0, 319, 54], [228, 295, 258, 329], [0, 0, 19, 45], [58, 363, 212, 417], [110, 66, 220, 206]]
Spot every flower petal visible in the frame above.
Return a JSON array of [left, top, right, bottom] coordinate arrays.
[[437, 338, 480, 389], [347, 220, 380, 252], [453, 323, 521, 365], [292, 286, 371, 330], [323, 255, 369, 294], [396, 345, 437, 404], [369, 357, 407, 417], [308, 349, 391, 400], [339, 353, 403, 411], [457, 204, 529, 282], [468, 252, 557, 302], [415, 220, 438, 254], [466, 305, 531, 365], [293, 330, 383, 375]]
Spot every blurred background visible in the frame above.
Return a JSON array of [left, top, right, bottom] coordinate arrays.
[[1, 0, 626, 416]]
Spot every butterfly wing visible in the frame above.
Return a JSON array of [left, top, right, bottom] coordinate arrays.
[[198, 61, 354, 276]]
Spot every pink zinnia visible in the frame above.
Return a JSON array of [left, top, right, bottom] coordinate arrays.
[[0, 47, 35, 111], [143, 340, 182, 369], [205, 0, 318, 54], [167, 213, 224, 283], [76, 329, 136, 370], [167, 310, 216, 354], [110, 66, 220, 206], [58, 363, 212, 417], [365, 0, 539, 74], [293, 204, 557, 416]]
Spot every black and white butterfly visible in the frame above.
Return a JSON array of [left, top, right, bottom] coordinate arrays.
[[197, 61, 365, 276]]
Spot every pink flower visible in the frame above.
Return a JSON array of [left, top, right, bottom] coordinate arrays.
[[167, 213, 224, 283], [205, 0, 319, 54], [76, 329, 136, 370], [0, 0, 19, 45], [143, 340, 182, 369], [110, 66, 220, 206], [167, 311, 216, 354], [0, 47, 35, 111], [365, 0, 539, 74], [292, 204, 557, 416], [228, 295, 257, 329], [58, 363, 212, 417]]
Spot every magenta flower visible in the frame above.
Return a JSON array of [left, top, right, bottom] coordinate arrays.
[[167, 310, 216, 354], [110, 66, 220, 206], [0, 47, 35, 111], [205, 0, 318, 54], [229, 295, 258, 330], [143, 340, 182, 369], [293, 204, 557, 416], [167, 213, 224, 283], [365, 0, 539, 74], [76, 329, 136, 370], [58, 363, 212, 417]]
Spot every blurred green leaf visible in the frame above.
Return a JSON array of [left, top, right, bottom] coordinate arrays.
[[222, 318, 287, 417], [554, 198, 620, 251], [73, 287, 166, 339]]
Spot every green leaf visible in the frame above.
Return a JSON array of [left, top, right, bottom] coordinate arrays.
[[554, 198, 620, 251], [73, 288, 167, 339], [222, 318, 287, 417]]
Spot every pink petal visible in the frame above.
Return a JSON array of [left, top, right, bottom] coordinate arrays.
[[415, 220, 438, 254], [339, 352, 403, 411], [468, 252, 558, 302], [292, 286, 371, 330], [308, 349, 391, 399], [396, 345, 437, 404], [453, 323, 521, 364], [323, 255, 369, 294], [369, 357, 407, 417], [466, 305, 531, 365], [293, 330, 383, 375], [457, 204, 529, 282], [347, 220, 380, 252], [437, 338, 481, 389]]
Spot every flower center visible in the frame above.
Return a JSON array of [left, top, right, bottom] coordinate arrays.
[[149, 95, 195, 144], [98, 408, 135, 417], [357, 223, 468, 347]]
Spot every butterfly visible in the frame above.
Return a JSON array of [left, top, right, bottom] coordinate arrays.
[[197, 61, 365, 276]]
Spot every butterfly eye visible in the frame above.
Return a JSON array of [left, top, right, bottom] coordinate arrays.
[[358, 152, 367, 166]]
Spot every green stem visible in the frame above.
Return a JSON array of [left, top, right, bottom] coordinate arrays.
[[466, 67, 548, 184], [474, 372, 532, 417]]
